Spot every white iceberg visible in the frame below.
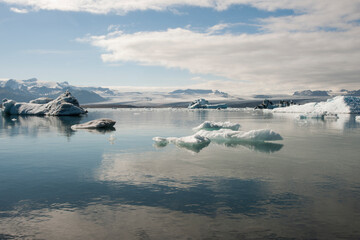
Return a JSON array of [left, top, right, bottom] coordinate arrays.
[[195, 129, 283, 142], [153, 128, 282, 153], [193, 121, 241, 131], [71, 118, 116, 130], [2, 91, 87, 116], [153, 134, 211, 153], [272, 96, 360, 114], [188, 98, 227, 109], [356, 116, 360, 122]]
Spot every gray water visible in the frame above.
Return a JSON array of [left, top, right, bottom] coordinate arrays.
[[1, 109, 360, 240]]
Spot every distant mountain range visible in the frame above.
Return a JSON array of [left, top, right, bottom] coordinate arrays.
[[340, 89, 360, 96], [293, 90, 330, 97], [169, 89, 229, 98], [0, 78, 106, 104], [0, 78, 232, 106]]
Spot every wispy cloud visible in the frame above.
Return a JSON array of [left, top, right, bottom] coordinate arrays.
[[10, 7, 28, 13]]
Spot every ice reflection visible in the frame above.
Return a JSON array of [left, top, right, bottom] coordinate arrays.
[[0, 114, 82, 137], [154, 138, 283, 154]]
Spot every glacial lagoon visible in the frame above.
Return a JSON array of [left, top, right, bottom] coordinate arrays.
[[1, 108, 360, 239]]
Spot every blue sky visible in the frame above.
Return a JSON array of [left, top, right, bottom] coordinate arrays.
[[0, 1, 359, 94]]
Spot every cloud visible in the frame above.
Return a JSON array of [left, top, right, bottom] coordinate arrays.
[[9, 7, 28, 13], [81, 24, 360, 93]]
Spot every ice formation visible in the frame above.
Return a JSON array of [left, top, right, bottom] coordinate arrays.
[[356, 116, 360, 122], [71, 118, 116, 130], [153, 126, 282, 153], [272, 96, 360, 114], [153, 134, 211, 153], [2, 91, 87, 116], [29, 97, 54, 104], [195, 129, 283, 142], [193, 121, 241, 131]]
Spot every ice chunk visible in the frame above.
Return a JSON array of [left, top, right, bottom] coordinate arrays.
[[2, 91, 87, 116], [195, 129, 283, 142], [356, 116, 360, 122], [193, 121, 241, 131], [71, 118, 116, 130], [153, 134, 210, 153], [29, 97, 54, 104], [272, 96, 360, 114]]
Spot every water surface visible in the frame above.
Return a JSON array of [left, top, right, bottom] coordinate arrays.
[[1, 109, 360, 239]]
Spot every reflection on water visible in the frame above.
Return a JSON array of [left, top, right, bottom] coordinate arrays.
[[154, 138, 283, 153], [1, 109, 360, 239], [1, 114, 82, 137]]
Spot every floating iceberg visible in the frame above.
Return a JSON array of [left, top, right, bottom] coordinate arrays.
[[272, 96, 360, 114], [71, 118, 116, 130], [193, 121, 241, 131], [153, 134, 211, 153], [195, 129, 283, 142], [2, 91, 87, 116], [356, 116, 360, 122], [188, 98, 227, 109], [153, 128, 282, 153]]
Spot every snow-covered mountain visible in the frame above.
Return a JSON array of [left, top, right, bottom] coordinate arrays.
[[293, 90, 330, 97], [0, 78, 235, 107], [0, 78, 106, 104]]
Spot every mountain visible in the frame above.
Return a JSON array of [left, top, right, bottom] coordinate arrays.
[[340, 89, 360, 96], [0, 78, 106, 104], [293, 90, 330, 97], [169, 89, 229, 98]]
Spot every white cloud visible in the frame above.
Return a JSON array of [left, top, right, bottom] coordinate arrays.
[[82, 24, 360, 93], [9, 7, 28, 13]]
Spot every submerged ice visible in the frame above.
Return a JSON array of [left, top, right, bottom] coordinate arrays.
[[2, 91, 87, 116]]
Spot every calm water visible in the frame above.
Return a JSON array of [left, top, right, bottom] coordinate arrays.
[[1, 109, 360, 240]]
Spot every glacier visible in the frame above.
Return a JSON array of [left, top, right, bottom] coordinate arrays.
[[271, 96, 360, 114], [2, 91, 87, 116]]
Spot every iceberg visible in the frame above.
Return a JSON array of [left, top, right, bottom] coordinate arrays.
[[272, 96, 360, 114], [153, 134, 211, 153], [71, 118, 116, 130], [193, 121, 241, 131], [2, 91, 87, 116], [153, 128, 282, 153], [356, 116, 360, 122], [188, 98, 227, 109], [195, 129, 283, 142]]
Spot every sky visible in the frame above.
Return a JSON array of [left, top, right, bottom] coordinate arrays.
[[0, 0, 359, 95]]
